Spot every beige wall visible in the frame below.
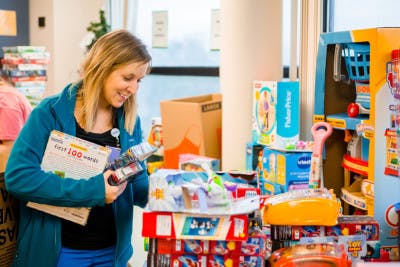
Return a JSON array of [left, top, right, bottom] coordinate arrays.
[[220, 0, 283, 170], [29, 0, 105, 96], [29, 0, 54, 96]]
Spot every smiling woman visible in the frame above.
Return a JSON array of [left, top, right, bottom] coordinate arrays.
[[100, 61, 149, 109], [4, 29, 153, 267]]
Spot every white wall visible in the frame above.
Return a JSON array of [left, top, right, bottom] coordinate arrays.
[[29, 0, 104, 96], [29, 0, 54, 96], [220, 0, 283, 170]]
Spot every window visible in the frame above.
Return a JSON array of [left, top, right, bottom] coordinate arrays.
[[133, 0, 220, 67], [108, 0, 220, 137], [329, 0, 400, 32], [108, 1, 296, 137]]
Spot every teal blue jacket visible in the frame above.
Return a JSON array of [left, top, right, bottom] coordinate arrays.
[[5, 83, 149, 267]]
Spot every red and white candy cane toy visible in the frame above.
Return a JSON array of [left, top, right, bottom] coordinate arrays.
[[309, 122, 333, 189]]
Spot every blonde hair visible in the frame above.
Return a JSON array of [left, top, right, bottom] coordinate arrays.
[[77, 29, 151, 134]]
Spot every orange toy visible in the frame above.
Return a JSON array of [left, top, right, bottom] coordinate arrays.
[[267, 243, 352, 267]]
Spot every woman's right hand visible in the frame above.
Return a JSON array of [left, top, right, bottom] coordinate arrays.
[[103, 170, 127, 204]]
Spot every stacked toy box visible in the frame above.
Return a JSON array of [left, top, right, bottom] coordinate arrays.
[[142, 169, 269, 266], [249, 80, 311, 196], [1, 46, 50, 106]]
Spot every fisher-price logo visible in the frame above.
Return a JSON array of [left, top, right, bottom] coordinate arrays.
[[297, 156, 311, 169]]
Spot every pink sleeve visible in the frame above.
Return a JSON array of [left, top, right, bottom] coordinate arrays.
[[0, 96, 32, 141]]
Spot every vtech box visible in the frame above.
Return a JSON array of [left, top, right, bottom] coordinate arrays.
[[259, 147, 311, 195]]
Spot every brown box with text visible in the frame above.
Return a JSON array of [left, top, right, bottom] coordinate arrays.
[[0, 174, 18, 267], [160, 94, 222, 169]]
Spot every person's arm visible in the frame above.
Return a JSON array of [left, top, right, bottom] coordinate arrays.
[[5, 101, 107, 207], [0, 87, 31, 173], [0, 140, 14, 173]]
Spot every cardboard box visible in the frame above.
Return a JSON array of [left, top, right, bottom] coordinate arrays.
[[160, 94, 222, 169], [259, 147, 311, 195], [252, 81, 300, 148], [141, 211, 249, 241], [0, 174, 18, 267]]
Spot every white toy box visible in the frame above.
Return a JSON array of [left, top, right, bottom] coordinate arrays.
[[252, 80, 300, 148]]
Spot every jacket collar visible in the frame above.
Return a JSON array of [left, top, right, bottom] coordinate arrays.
[[51, 82, 79, 135]]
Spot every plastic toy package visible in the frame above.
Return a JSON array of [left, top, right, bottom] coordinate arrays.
[[107, 141, 157, 185], [262, 188, 341, 226], [267, 243, 352, 267], [147, 169, 260, 215]]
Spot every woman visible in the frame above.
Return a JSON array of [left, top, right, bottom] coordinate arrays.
[[5, 29, 152, 267]]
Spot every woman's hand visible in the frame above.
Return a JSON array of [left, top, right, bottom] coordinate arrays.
[[103, 170, 127, 204]]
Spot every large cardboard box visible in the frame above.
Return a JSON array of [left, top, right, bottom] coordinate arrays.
[[160, 94, 222, 169], [0, 174, 18, 267]]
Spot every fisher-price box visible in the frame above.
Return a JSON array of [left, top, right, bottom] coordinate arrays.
[[260, 147, 311, 195], [252, 80, 300, 148]]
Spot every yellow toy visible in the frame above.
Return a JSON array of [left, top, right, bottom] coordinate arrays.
[[262, 188, 341, 226]]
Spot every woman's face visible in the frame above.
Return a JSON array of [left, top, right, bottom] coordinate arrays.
[[101, 61, 149, 108]]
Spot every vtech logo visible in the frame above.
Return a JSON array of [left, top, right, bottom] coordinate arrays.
[[297, 156, 311, 169]]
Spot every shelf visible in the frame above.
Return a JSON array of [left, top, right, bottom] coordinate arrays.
[[341, 177, 367, 210], [361, 179, 374, 199], [341, 154, 368, 177], [326, 113, 369, 130]]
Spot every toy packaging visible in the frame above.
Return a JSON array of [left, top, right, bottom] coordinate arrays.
[[107, 141, 157, 185], [245, 142, 264, 171], [259, 147, 311, 195], [267, 243, 352, 267], [252, 80, 300, 148], [338, 235, 368, 263], [178, 153, 220, 172], [144, 232, 267, 266], [147, 169, 260, 214], [262, 188, 341, 226]]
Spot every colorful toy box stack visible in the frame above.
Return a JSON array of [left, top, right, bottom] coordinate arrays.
[[142, 169, 266, 266], [250, 80, 310, 196], [145, 215, 268, 267], [1, 46, 50, 107]]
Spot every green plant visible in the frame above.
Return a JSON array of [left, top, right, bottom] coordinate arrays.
[[82, 9, 111, 52]]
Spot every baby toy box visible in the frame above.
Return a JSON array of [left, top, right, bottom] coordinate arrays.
[[260, 147, 311, 195], [252, 80, 300, 148]]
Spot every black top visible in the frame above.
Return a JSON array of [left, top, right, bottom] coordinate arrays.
[[61, 119, 119, 250]]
